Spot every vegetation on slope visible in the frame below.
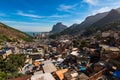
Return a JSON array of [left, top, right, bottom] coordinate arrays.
[[0, 23, 33, 42], [0, 54, 26, 79]]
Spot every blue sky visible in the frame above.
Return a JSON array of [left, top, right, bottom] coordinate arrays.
[[0, 0, 120, 32]]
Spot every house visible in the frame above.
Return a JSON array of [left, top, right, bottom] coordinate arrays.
[[114, 32, 119, 39], [26, 48, 33, 54], [14, 47, 20, 54], [31, 73, 55, 80], [2, 49, 12, 59], [89, 68, 106, 80], [102, 32, 111, 38], [43, 63, 57, 73], [78, 73, 89, 80], [100, 45, 120, 52]]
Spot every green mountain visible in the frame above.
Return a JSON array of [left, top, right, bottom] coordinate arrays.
[[0, 23, 32, 42], [50, 8, 120, 38], [83, 9, 120, 36], [59, 11, 108, 35]]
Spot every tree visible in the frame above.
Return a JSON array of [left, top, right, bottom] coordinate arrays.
[[79, 40, 87, 50], [0, 54, 26, 79], [72, 40, 80, 48], [0, 70, 6, 80]]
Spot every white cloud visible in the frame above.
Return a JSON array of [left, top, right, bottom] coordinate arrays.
[[17, 11, 43, 18], [94, 0, 120, 9], [72, 19, 83, 23], [83, 0, 98, 5], [57, 4, 77, 12], [16, 10, 70, 19], [49, 14, 69, 18], [96, 7, 110, 13], [92, 7, 111, 15]]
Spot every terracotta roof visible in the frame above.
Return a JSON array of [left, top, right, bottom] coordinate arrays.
[[56, 69, 68, 80], [8, 75, 31, 80]]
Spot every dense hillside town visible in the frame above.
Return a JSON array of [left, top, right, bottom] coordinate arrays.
[[0, 1, 120, 79], [0, 30, 120, 80]]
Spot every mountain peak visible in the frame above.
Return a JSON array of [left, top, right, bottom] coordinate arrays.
[[50, 22, 67, 33], [109, 9, 120, 14], [116, 7, 120, 12], [56, 22, 62, 25]]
